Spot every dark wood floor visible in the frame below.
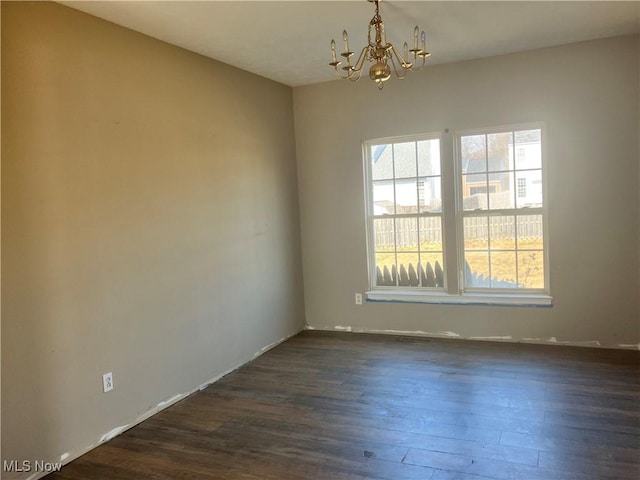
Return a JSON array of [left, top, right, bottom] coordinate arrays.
[[50, 331, 640, 480]]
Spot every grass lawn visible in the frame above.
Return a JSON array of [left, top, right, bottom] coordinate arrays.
[[375, 237, 544, 288]]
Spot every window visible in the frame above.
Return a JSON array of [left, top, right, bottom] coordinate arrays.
[[459, 127, 545, 292], [364, 124, 549, 306], [366, 135, 444, 288]]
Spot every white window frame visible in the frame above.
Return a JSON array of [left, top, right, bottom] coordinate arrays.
[[364, 123, 552, 307]]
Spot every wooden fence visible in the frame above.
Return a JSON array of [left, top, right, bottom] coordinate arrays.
[[375, 260, 518, 288], [374, 215, 542, 249], [376, 261, 444, 287]]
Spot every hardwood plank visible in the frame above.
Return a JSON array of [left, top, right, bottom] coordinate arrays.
[[404, 448, 590, 480], [543, 410, 640, 435], [499, 431, 640, 462], [539, 450, 640, 480]]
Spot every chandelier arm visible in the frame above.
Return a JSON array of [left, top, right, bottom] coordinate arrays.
[[388, 50, 408, 80], [356, 46, 370, 72], [411, 52, 429, 72], [333, 65, 353, 80], [332, 61, 357, 80], [389, 44, 412, 71], [347, 46, 369, 82], [412, 60, 426, 72]]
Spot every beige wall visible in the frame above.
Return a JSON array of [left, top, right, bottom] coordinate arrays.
[[1, 2, 304, 476], [294, 35, 640, 349]]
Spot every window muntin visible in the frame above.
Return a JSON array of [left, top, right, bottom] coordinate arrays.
[[366, 135, 444, 289]]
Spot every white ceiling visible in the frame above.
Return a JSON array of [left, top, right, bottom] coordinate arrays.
[[59, 1, 640, 87]]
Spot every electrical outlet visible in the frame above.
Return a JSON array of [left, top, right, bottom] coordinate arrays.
[[355, 293, 363, 305], [102, 372, 114, 393]]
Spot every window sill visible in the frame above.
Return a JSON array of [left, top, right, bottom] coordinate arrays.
[[365, 290, 553, 307]]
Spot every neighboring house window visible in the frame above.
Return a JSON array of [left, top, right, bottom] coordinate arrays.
[[517, 177, 527, 198], [364, 124, 549, 305]]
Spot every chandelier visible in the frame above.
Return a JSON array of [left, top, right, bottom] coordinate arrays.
[[329, 0, 430, 90]]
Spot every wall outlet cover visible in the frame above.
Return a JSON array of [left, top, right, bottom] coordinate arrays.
[[102, 372, 114, 393]]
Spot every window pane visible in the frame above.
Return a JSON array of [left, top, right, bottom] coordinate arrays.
[[418, 177, 442, 213], [463, 173, 489, 210], [418, 139, 441, 176], [489, 216, 516, 250], [464, 216, 488, 250], [516, 215, 544, 289], [375, 253, 396, 286], [371, 144, 393, 180], [372, 180, 394, 215], [395, 179, 418, 213], [464, 251, 489, 288], [488, 172, 515, 209], [393, 142, 417, 179], [514, 130, 542, 170], [461, 134, 487, 212], [419, 217, 443, 249], [518, 250, 544, 288], [397, 253, 420, 286], [461, 134, 486, 173], [517, 215, 544, 247], [418, 255, 444, 287], [394, 217, 418, 250], [373, 218, 395, 250], [490, 251, 517, 288], [487, 132, 513, 171], [515, 170, 542, 208], [418, 215, 444, 288]]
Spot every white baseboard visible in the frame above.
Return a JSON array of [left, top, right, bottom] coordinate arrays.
[[304, 324, 640, 351]]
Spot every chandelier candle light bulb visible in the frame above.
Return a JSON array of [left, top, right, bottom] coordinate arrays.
[[328, 0, 430, 89]]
